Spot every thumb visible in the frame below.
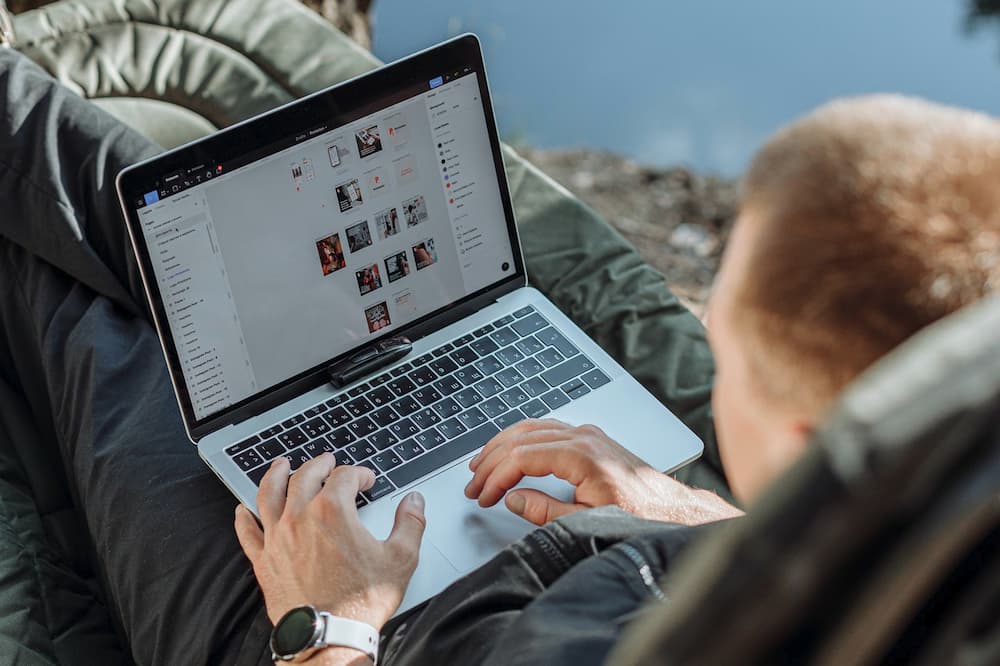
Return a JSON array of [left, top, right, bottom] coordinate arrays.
[[506, 489, 584, 526], [386, 492, 427, 561]]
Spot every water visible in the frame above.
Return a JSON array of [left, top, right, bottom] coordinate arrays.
[[372, 1, 1000, 176]]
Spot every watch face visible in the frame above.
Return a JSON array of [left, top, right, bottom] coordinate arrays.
[[271, 606, 322, 658]]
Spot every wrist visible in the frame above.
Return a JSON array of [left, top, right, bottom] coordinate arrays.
[[293, 647, 373, 666]]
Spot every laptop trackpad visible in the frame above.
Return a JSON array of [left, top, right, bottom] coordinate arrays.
[[411, 460, 574, 573]]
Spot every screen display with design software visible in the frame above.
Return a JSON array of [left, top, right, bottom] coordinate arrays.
[[130, 63, 517, 422]]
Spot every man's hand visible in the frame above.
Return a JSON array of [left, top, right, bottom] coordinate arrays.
[[465, 419, 742, 526], [234, 454, 426, 631]]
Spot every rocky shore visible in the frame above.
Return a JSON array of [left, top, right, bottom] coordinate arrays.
[[514, 147, 739, 317]]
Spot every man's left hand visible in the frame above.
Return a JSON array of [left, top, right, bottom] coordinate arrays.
[[234, 454, 426, 630]]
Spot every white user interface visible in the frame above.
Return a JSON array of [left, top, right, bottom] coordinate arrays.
[[135, 73, 515, 420]]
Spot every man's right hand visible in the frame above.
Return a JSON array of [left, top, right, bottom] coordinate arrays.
[[464, 419, 742, 526]]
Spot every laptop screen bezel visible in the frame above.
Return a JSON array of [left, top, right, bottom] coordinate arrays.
[[116, 34, 526, 441]]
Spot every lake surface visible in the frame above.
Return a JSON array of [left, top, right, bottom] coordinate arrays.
[[372, 1, 1000, 176]]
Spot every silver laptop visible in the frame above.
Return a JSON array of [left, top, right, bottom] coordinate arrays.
[[116, 34, 702, 614]]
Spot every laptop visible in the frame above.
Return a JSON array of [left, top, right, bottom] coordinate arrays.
[[116, 34, 702, 613]]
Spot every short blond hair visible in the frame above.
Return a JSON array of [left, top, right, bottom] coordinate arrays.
[[737, 95, 1000, 411]]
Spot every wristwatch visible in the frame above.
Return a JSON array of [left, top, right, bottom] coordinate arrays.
[[270, 605, 379, 663]]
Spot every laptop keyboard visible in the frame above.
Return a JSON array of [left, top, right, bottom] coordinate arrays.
[[224, 305, 611, 506]]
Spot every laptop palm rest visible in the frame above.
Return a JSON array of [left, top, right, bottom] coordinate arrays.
[[409, 457, 575, 573]]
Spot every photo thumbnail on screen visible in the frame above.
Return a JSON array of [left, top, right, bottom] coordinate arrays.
[[346, 220, 373, 253], [316, 233, 347, 276], [374, 207, 400, 240], [412, 238, 438, 271], [384, 250, 410, 283], [355, 263, 383, 295], [365, 301, 391, 333], [336, 178, 364, 213], [355, 125, 383, 158], [402, 194, 429, 228]]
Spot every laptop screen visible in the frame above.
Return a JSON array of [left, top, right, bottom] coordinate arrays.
[[127, 50, 518, 425]]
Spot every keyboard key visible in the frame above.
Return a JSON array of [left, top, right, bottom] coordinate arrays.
[[286, 447, 312, 470], [535, 327, 580, 358], [348, 383, 370, 397], [334, 449, 354, 467], [304, 405, 325, 418], [281, 414, 306, 428], [541, 389, 571, 411], [514, 357, 544, 378], [492, 314, 515, 327], [367, 386, 396, 407], [450, 346, 478, 366], [541, 356, 596, 388], [348, 416, 378, 438], [562, 379, 591, 400], [391, 395, 421, 416], [362, 476, 396, 502], [389, 418, 420, 439], [429, 357, 458, 376], [247, 463, 271, 486], [356, 494, 368, 508], [414, 428, 445, 449], [473, 355, 504, 376], [453, 387, 482, 409], [490, 327, 519, 346], [257, 438, 286, 461], [301, 417, 330, 439], [433, 343, 454, 357], [513, 305, 535, 318], [345, 397, 375, 418], [481, 397, 509, 419], [536, 348, 565, 368], [515, 335, 544, 356], [347, 440, 377, 461], [496, 346, 525, 366], [470, 337, 499, 356], [473, 324, 495, 337], [433, 375, 463, 396], [226, 435, 260, 456], [371, 372, 392, 386], [302, 440, 325, 459], [495, 368, 525, 388], [234, 449, 263, 471], [412, 353, 434, 367], [511, 313, 548, 337], [328, 427, 356, 448], [457, 406, 488, 429], [408, 366, 437, 386], [411, 407, 442, 430], [323, 407, 352, 428], [500, 386, 529, 408], [387, 376, 417, 397], [388, 423, 501, 488], [370, 406, 399, 428], [581, 369, 611, 389], [372, 451, 403, 472], [324, 395, 347, 408], [390, 363, 412, 377], [495, 410, 527, 430], [413, 386, 443, 406], [278, 427, 308, 448], [521, 377, 549, 397], [260, 424, 284, 439], [432, 397, 462, 419], [473, 377, 504, 398], [455, 367, 485, 386], [453, 334, 475, 347], [393, 439, 425, 461], [438, 418, 468, 439], [356, 459, 379, 475], [369, 429, 399, 451], [520, 399, 550, 419]]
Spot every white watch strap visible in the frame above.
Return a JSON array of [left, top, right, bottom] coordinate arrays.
[[319, 613, 379, 664]]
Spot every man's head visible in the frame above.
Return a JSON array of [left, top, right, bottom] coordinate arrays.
[[708, 95, 1000, 502]]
